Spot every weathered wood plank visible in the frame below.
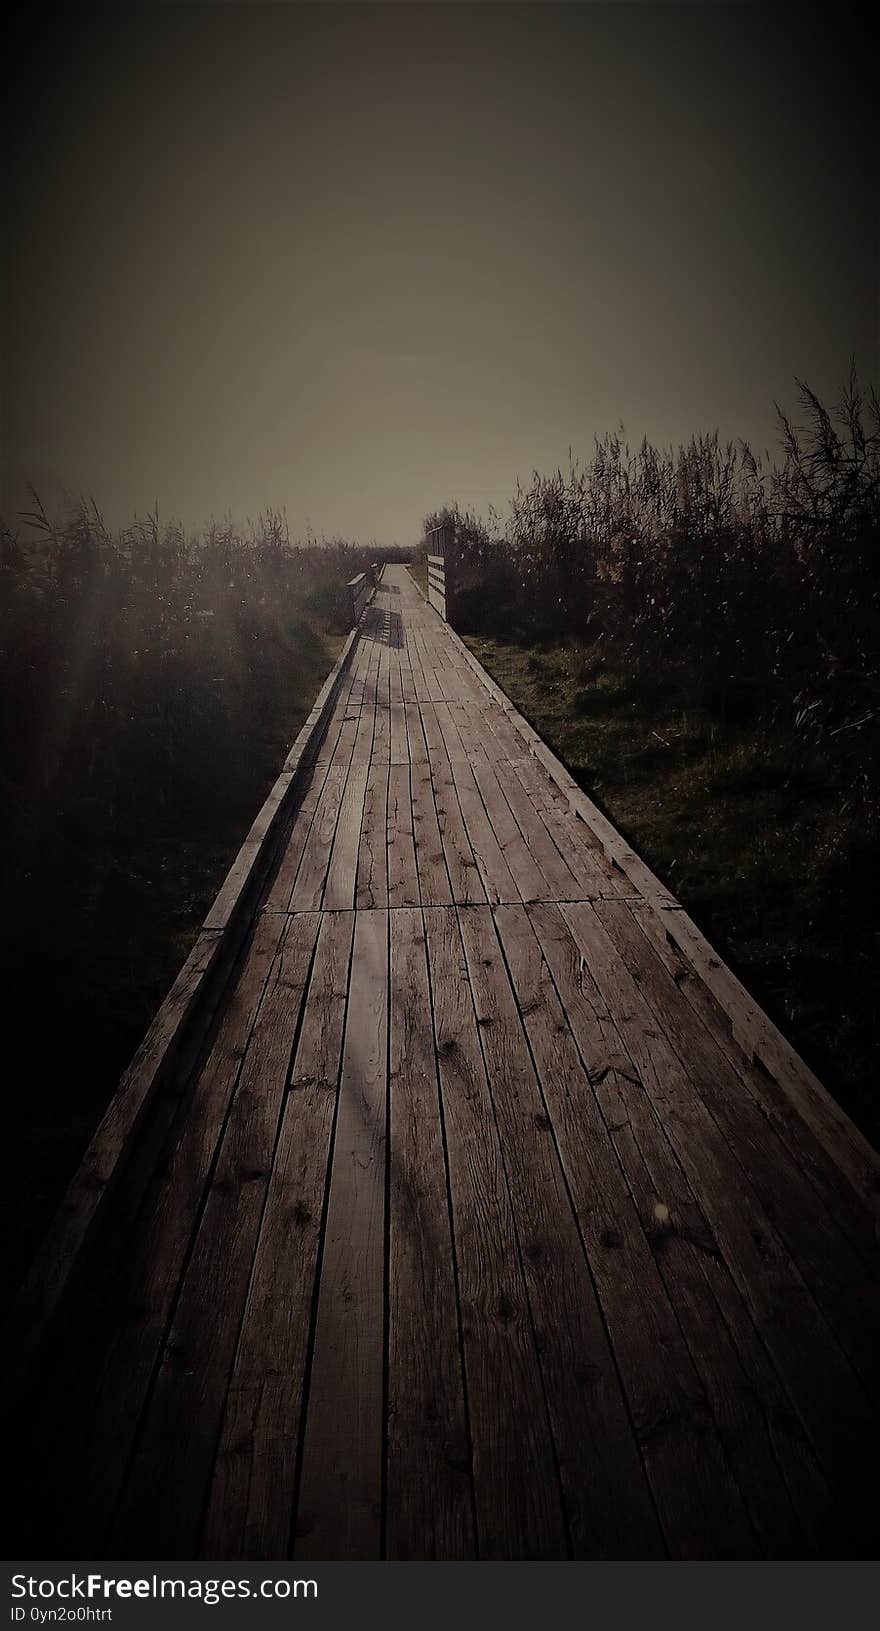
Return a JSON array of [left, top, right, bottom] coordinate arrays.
[[389, 639, 410, 766], [558, 900, 878, 1553], [593, 897, 880, 1400], [508, 755, 629, 897], [323, 763, 370, 910], [423, 907, 568, 1558], [387, 909, 474, 1558], [488, 754, 585, 899], [501, 902, 803, 1557], [628, 898, 879, 1263], [656, 903, 880, 1220], [371, 636, 392, 763], [290, 761, 352, 911], [109, 913, 322, 1558], [387, 763, 420, 908], [263, 762, 333, 912], [13, 911, 290, 1556], [456, 904, 664, 1558], [410, 758, 454, 906], [202, 910, 355, 1559], [356, 762, 390, 909], [529, 899, 829, 1554], [432, 705, 520, 904], [295, 909, 388, 1560]]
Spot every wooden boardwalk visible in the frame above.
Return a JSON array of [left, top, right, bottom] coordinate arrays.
[[6, 565, 880, 1561]]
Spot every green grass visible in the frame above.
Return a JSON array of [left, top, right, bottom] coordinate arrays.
[[463, 632, 879, 1150]]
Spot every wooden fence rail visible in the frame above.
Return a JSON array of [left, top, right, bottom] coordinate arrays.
[[349, 571, 372, 625], [425, 523, 453, 620]]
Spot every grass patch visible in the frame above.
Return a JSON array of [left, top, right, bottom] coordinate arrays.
[[464, 632, 879, 1150]]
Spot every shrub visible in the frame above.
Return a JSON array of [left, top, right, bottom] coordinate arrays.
[[425, 372, 880, 820]]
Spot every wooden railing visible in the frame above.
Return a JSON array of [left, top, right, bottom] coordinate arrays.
[[426, 523, 453, 620], [349, 572, 372, 625]]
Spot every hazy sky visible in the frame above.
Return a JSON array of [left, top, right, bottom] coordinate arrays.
[[3, 3, 877, 545]]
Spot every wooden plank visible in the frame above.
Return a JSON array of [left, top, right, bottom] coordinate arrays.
[[295, 910, 388, 1560], [399, 650, 417, 705], [371, 636, 392, 763], [444, 701, 491, 764], [432, 705, 520, 904], [487, 753, 584, 899], [478, 696, 540, 761], [306, 651, 366, 768], [429, 770, 485, 904], [202, 911, 355, 1559], [389, 640, 410, 765], [628, 898, 879, 1264], [281, 621, 361, 775], [404, 701, 428, 764], [656, 903, 880, 1220], [263, 761, 333, 912], [423, 907, 568, 1558], [528, 899, 829, 1553], [419, 697, 450, 761], [417, 702, 484, 904], [508, 754, 630, 898], [593, 897, 880, 1399], [350, 641, 379, 766], [404, 627, 429, 698], [456, 904, 663, 1557], [290, 761, 352, 911], [109, 913, 322, 1558], [498, 903, 799, 1557], [387, 909, 474, 1558], [468, 756, 549, 902], [356, 762, 390, 909], [444, 708, 569, 902], [410, 758, 454, 907], [2, 924, 225, 1412], [13, 911, 290, 1556], [387, 763, 420, 908], [557, 899, 878, 1553], [323, 764, 370, 910]]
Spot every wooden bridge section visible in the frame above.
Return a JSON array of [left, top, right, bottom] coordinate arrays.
[[6, 565, 880, 1561]]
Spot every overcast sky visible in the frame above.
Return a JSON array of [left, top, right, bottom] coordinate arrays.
[[3, 2, 877, 545]]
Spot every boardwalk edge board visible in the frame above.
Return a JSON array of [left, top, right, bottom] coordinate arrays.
[[3, 597, 375, 1389], [407, 567, 880, 1219]]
